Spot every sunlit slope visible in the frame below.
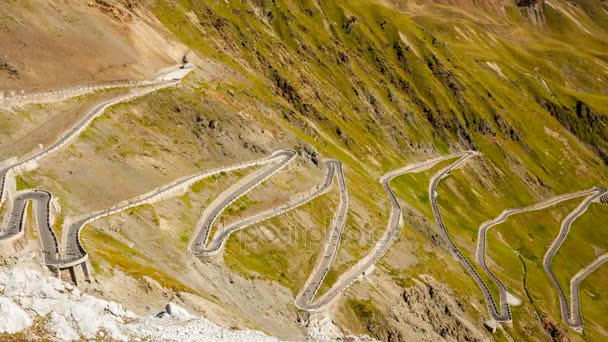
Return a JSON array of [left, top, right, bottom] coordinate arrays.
[[3, 0, 607, 340], [147, 0, 607, 338]]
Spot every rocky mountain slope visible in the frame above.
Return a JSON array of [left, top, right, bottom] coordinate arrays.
[[1, 0, 607, 341], [0, 267, 278, 341]]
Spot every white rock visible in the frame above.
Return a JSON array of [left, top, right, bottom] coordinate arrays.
[[506, 292, 522, 306], [0, 297, 32, 333], [30, 297, 57, 316], [107, 301, 126, 317], [0, 268, 280, 341], [70, 304, 99, 338], [165, 302, 194, 321], [49, 312, 79, 341]]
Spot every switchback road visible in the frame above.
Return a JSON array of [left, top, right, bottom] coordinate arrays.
[[0, 66, 193, 271], [425, 152, 515, 322], [57, 150, 295, 268], [473, 184, 606, 329], [543, 187, 606, 331], [474, 188, 599, 325], [3, 67, 604, 331], [198, 159, 340, 256], [296, 152, 473, 310], [0, 190, 59, 264], [570, 253, 608, 331], [188, 150, 297, 254]]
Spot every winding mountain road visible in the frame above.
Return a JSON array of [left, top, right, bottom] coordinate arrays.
[[197, 159, 340, 257], [474, 188, 600, 324], [0, 66, 193, 273], [425, 151, 516, 322], [543, 187, 607, 331], [295, 152, 474, 310], [2, 63, 604, 330], [570, 253, 608, 331], [189, 150, 297, 255]]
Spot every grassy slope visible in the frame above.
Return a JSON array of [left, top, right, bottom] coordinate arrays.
[[485, 197, 584, 339], [7, 0, 608, 338], [383, 158, 498, 321], [552, 203, 608, 341], [224, 188, 338, 295], [147, 0, 608, 338]]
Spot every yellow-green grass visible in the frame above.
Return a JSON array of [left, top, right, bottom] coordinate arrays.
[[24, 201, 37, 241], [484, 198, 588, 338], [15, 175, 34, 190], [50, 197, 66, 239], [342, 299, 391, 338], [551, 203, 608, 340], [224, 188, 338, 294], [578, 267, 608, 342], [83, 227, 194, 293]]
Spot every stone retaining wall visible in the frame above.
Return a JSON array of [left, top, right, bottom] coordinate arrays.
[[0, 80, 162, 108]]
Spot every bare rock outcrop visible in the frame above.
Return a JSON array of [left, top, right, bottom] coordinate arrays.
[[88, 0, 134, 22], [399, 275, 489, 341], [516, 0, 546, 26], [541, 314, 570, 342], [0, 59, 19, 78]]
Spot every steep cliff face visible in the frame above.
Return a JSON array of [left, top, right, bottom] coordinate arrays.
[[341, 275, 488, 342], [517, 0, 546, 25], [539, 98, 608, 165], [399, 276, 486, 341]]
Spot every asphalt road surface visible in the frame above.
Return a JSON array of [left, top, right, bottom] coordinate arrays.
[[474, 188, 598, 325], [200, 159, 339, 256], [189, 150, 297, 254], [543, 187, 607, 331], [0, 67, 192, 269], [425, 151, 513, 322]]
